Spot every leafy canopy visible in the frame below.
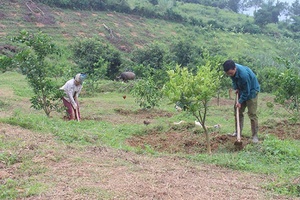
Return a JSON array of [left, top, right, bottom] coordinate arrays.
[[12, 30, 63, 117], [163, 63, 220, 154]]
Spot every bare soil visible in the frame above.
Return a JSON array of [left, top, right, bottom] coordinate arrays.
[[124, 109, 300, 155]]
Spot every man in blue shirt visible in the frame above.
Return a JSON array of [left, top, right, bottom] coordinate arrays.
[[223, 60, 260, 143]]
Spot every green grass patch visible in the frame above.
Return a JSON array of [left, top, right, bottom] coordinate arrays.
[[0, 178, 46, 199], [189, 135, 300, 197], [0, 72, 33, 98], [0, 99, 10, 111], [0, 152, 19, 166]]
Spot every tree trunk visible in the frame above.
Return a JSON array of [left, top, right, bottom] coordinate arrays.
[[204, 127, 211, 154]]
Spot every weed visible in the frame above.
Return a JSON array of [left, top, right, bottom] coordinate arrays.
[[0, 152, 19, 166], [0, 179, 19, 199], [0, 100, 9, 111]]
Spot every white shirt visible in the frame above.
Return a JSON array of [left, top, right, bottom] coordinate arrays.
[[60, 79, 82, 108]]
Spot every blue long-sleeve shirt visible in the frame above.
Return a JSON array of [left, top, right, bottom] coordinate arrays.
[[231, 64, 260, 104]]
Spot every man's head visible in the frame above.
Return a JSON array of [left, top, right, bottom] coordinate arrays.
[[223, 60, 236, 77]]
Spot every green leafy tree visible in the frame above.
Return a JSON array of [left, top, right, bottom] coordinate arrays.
[[202, 53, 229, 105], [131, 74, 162, 109], [84, 58, 108, 95], [290, 15, 300, 32], [163, 64, 220, 154], [149, 0, 158, 6], [290, 0, 300, 16], [274, 68, 300, 121], [243, 0, 264, 12], [254, 8, 272, 26], [227, 0, 242, 13], [256, 66, 282, 93], [12, 30, 63, 117], [71, 37, 122, 80], [131, 42, 166, 70], [168, 39, 203, 70], [254, 1, 287, 26], [0, 55, 13, 73], [132, 63, 170, 90]]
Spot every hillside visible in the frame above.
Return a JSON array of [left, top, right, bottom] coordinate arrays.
[[1, 0, 300, 69], [1, 1, 300, 199]]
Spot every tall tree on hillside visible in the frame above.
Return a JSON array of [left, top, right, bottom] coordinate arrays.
[[290, 0, 300, 16], [149, 0, 158, 6], [71, 37, 122, 80], [288, 0, 300, 31], [254, 8, 272, 26], [254, 0, 287, 26], [131, 42, 166, 70], [290, 16, 300, 32], [168, 39, 202, 70], [243, 0, 264, 12], [211, 0, 227, 9], [227, 0, 242, 13]]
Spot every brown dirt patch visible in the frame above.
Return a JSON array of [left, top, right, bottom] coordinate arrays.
[[82, 108, 173, 126], [260, 119, 300, 140], [126, 22, 134, 27], [22, 1, 56, 26], [99, 32, 106, 37], [123, 107, 299, 155], [35, 22, 44, 27], [127, 123, 251, 154], [131, 32, 138, 37], [0, 23, 6, 29], [0, 123, 290, 199]]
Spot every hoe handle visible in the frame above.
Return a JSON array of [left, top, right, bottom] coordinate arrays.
[[236, 93, 241, 142], [75, 108, 80, 122]]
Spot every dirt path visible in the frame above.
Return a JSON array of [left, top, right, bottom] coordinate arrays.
[[0, 124, 293, 200]]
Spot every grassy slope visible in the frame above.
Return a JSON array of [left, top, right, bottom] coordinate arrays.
[[1, 0, 300, 68], [0, 0, 300, 198]]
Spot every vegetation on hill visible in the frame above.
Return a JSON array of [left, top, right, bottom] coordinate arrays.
[[0, 0, 300, 198]]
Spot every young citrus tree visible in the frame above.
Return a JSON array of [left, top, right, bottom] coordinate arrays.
[[163, 63, 220, 154], [131, 76, 162, 109], [274, 68, 300, 122], [202, 52, 229, 105], [12, 30, 63, 117]]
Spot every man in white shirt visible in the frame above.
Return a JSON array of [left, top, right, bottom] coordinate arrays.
[[60, 73, 86, 120]]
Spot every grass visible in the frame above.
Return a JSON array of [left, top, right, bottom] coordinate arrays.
[[1, 1, 300, 197], [0, 72, 299, 198], [0, 178, 46, 199]]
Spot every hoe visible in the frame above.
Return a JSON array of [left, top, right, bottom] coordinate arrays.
[[234, 93, 243, 148]]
